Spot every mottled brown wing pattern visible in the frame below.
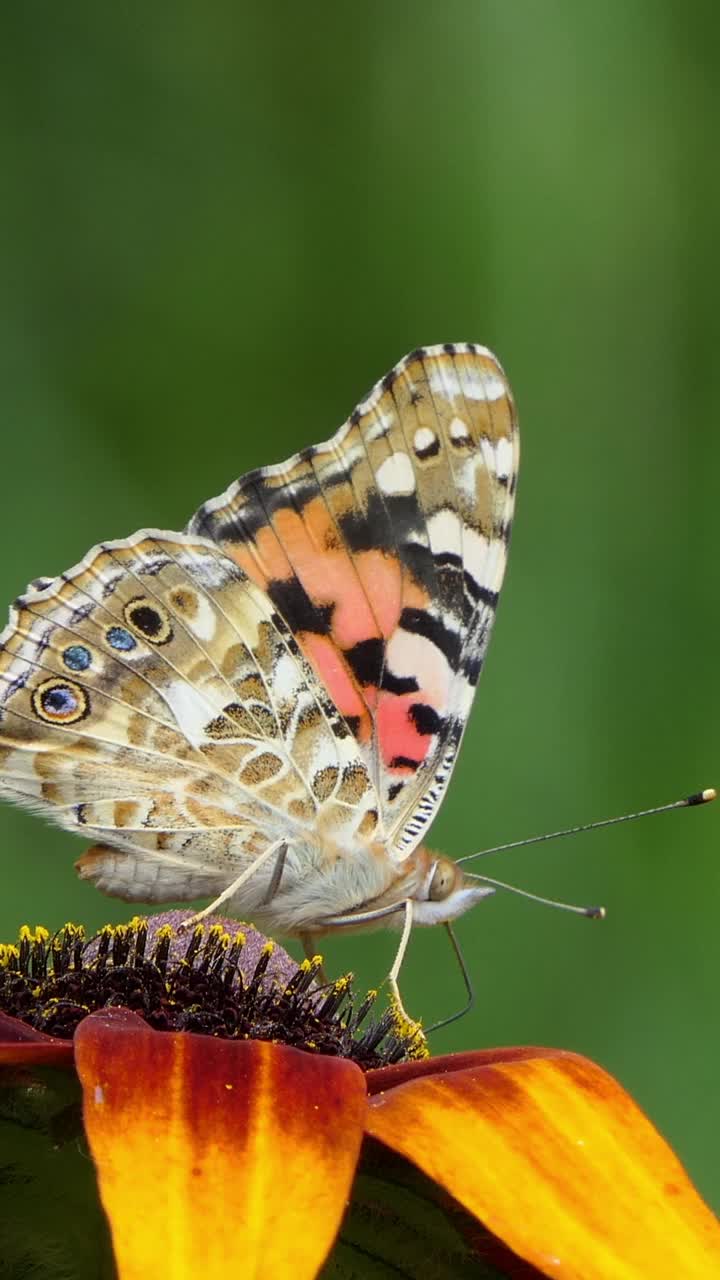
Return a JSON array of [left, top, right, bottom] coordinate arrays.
[[0, 532, 380, 902], [187, 343, 518, 858]]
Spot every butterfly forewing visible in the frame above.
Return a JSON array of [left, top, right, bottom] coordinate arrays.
[[188, 343, 518, 859]]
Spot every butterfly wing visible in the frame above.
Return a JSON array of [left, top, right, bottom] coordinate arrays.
[[187, 343, 518, 859], [0, 342, 517, 919], [0, 532, 380, 903]]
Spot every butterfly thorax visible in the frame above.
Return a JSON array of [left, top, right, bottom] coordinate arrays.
[[239, 833, 408, 936], [247, 839, 492, 937]]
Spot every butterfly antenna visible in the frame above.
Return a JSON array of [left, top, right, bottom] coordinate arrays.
[[464, 872, 605, 918], [456, 788, 716, 867]]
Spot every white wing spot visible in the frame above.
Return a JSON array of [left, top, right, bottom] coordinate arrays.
[[449, 416, 471, 444], [482, 372, 508, 401], [463, 527, 490, 580], [413, 427, 437, 454], [376, 452, 416, 496], [187, 594, 217, 643], [164, 680, 217, 746], [429, 367, 485, 401], [464, 529, 506, 586], [427, 509, 462, 555], [272, 652, 305, 700], [387, 629, 451, 705]]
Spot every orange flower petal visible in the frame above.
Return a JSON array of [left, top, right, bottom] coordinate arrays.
[[366, 1049, 720, 1278], [75, 1008, 367, 1280], [0, 1011, 73, 1069], [367, 1045, 554, 1094]]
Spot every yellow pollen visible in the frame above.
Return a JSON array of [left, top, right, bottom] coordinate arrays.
[[388, 994, 430, 1061], [60, 922, 85, 942], [0, 944, 19, 967], [19, 925, 50, 944]]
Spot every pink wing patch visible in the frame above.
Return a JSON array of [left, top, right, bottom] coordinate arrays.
[[223, 495, 435, 771], [376, 691, 439, 772]]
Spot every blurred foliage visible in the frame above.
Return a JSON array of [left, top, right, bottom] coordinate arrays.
[[0, 1068, 114, 1277], [0, 1, 718, 1208]]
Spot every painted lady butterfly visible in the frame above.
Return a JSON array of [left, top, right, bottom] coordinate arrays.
[[0, 344, 518, 1016]]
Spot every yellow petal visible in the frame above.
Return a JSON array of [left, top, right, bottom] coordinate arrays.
[[75, 1008, 367, 1280], [366, 1049, 720, 1278]]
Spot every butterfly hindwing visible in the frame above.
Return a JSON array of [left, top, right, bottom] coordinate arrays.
[[0, 531, 379, 903]]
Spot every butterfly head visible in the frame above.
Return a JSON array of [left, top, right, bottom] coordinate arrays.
[[409, 850, 495, 926]]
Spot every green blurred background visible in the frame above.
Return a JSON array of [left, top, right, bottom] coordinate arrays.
[[1, 2, 718, 1207]]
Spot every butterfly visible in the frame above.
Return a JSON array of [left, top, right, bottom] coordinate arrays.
[[0, 344, 518, 1022]]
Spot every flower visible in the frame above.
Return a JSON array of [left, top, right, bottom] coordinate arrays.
[[1, 915, 718, 1279]]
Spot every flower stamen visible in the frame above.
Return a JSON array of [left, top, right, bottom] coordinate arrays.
[[0, 913, 425, 1067]]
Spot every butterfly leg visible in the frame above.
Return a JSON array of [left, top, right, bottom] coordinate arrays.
[[178, 839, 288, 931], [260, 841, 289, 906], [386, 900, 422, 1030]]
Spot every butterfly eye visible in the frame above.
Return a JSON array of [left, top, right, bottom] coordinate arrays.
[[123, 596, 173, 645], [32, 678, 88, 725], [427, 858, 459, 902]]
